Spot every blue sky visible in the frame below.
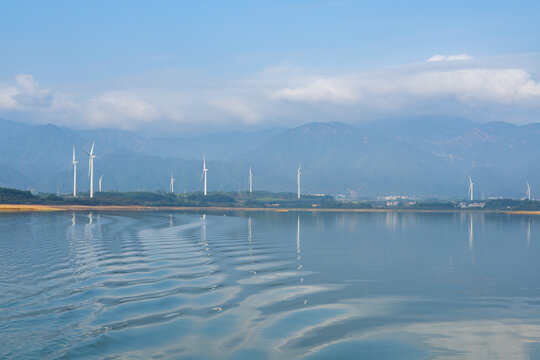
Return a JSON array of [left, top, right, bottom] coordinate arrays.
[[1, 0, 539, 134]]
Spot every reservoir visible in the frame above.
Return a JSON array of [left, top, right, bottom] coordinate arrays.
[[1, 210, 540, 359]]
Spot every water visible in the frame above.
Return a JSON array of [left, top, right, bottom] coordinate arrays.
[[1, 210, 540, 359]]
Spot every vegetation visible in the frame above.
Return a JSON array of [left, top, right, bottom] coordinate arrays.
[[2, 186, 540, 211], [0, 187, 37, 204]]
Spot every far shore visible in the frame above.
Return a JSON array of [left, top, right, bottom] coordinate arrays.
[[2, 203, 540, 215]]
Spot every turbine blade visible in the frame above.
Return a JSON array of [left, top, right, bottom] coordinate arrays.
[[200, 171, 204, 181], [73, 145, 75, 161], [84, 150, 90, 157], [90, 141, 95, 156]]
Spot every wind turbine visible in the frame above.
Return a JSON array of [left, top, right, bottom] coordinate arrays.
[[99, 175, 103, 192], [297, 164, 301, 199], [200, 156, 208, 196], [169, 174, 175, 193], [249, 166, 253, 193], [71, 145, 78, 197], [468, 176, 474, 201], [84, 141, 96, 198], [526, 181, 531, 200]]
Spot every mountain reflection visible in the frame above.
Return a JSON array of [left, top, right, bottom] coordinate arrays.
[[3, 211, 540, 359]]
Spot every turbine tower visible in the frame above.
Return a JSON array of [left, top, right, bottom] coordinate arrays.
[[99, 175, 103, 192], [527, 181, 531, 200], [297, 164, 301, 199], [200, 156, 208, 196], [468, 176, 474, 201], [71, 145, 78, 197], [249, 166, 253, 193], [169, 174, 175, 193], [84, 141, 96, 198]]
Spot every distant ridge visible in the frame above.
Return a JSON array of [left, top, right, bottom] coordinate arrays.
[[1, 117, 540, 198]]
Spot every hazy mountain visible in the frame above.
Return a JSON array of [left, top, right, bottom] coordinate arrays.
[[1, 117, 539, 198], [0, 118, 30, 140]]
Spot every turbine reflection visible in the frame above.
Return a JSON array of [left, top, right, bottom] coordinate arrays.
[[468, 214, 474, 252], [248, 216, 252, 256], [297, 214, 304, 284], [527, 218, 531, 247]]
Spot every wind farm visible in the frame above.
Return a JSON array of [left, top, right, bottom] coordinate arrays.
[[468, 176, 474, 201], [297, 164, 302, 200], [2, 2, 540, 358], [71, 145, 78, 197], [201, 156, 208, 196], [169, 174, 174, 193], [1, 135, 539, 212], [84, 141, 96, 199], [249, 166, 253, 193]]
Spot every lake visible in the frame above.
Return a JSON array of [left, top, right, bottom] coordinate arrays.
[[1, 210, 540, 359]]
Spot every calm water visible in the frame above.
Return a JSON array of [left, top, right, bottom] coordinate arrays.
[[1, 211, 540, 359]]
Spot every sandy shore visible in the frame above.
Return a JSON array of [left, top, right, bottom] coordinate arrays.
[[2, 203, 540, 215], [504, 211, 540, 215], [0, 204, 65, 212]]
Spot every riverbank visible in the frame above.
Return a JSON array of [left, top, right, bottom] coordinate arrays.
[[3, 203, 540, 215]]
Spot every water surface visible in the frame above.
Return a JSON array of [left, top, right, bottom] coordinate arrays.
[[1, 210, 540, 359]]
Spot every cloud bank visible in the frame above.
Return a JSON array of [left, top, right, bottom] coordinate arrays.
[[273, 68, 540, 105], [0, 75, 160, 130], [1, 55, 540, 132]]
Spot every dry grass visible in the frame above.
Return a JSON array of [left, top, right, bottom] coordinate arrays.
[[3, 203, 540, 215], [505, 211, 540, 215], [0, 204, 63, 212]]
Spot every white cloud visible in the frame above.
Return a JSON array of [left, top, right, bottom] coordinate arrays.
[[0, 74, 160, 130], [15, 74, 40, 94], [84, 93, 160, 129], [1, 55, 540, 132], [271, 68, 540, 108], [408, 68, 540, 102], [209, 97, 261, 124], [0, 74, 52, 109], [427, 54, 474, 62], [0, 86, 18, 109], [272, 78, 356, 104]]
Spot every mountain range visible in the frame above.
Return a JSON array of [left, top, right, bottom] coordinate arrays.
[[1, 117, 539, 199]]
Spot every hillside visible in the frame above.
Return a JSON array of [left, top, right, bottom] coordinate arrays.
[[1, 118, 540, 199]]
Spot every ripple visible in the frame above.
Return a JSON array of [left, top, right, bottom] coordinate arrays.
[[3, 211, 540, 359]]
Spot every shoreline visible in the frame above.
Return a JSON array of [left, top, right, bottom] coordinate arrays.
[[1, 204, 540, 215]]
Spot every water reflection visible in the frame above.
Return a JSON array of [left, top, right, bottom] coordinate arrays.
[[297, 214, 303, 282], [385, 211, 398, 230], [84, 212, 94, 241], [469, 213, 474, 252], [3, 211, 540, 359], [248, 216, 252, 256], [528, 218, 531, 247]]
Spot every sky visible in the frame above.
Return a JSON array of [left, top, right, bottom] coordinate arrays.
[[0, 0, 539, 135]]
